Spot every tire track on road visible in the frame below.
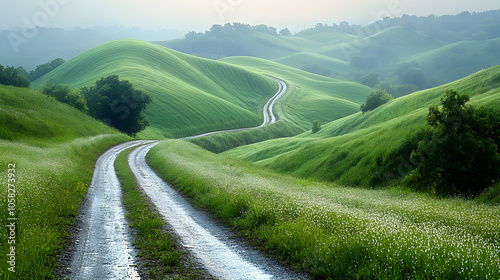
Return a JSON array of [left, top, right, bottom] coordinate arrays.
[[68, 140, 154, 280], [180, 78, 287, 140]]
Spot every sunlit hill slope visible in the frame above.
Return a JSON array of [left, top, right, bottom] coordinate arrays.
[[32, 39, 278, 138], [225, 66, 500, 186]]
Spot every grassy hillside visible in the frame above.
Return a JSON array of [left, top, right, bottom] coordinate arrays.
[[225, 66, 500, 186], [0, 85, 129, 278], [32, 39, 278, 138], [184, 56, 371, 153], [221, 56, 373, 129], [148, 139, 500, 279], [320, 26, 446, 62], [399, 37, 500, 85]]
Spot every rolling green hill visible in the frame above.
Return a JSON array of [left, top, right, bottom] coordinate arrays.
[[0, 84, 129, 277], [399, 37, 500, 85], [225, 66, 500, 186], [32, 39, 280, 138], [221, 56, 373, 129], [320, 26, 447, 62], [183, 56, 372, 153]]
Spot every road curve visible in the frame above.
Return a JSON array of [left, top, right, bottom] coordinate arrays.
[[68, 140, 154, 280], [129, 142, 307, 280], [180, 78, 287, 140], [66, 78, 296, 279]]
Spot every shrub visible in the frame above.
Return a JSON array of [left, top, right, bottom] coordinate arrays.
[[312, 120, 321, 134], [360, 89, 393, 113], [41, 81, 88, 112]]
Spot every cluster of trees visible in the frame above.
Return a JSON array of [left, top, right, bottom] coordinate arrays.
[[0, 64, 30, 88], [17, 58, 65, 81], [404, 90, 500, 197], [41, 75, 152, 136], [164, 23, 292, 59], [297, 10, 500, 42], [205, 23, 289, 37]]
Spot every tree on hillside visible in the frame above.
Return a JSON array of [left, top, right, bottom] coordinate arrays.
[[0, 64, 30, 88], [279, 28, 292, 36], [81, 75, 152, 136], [41, 81, 88, 112], [312, 120, 321, 133], [360, 89, 393, 113], [405, 89, 500, 197]]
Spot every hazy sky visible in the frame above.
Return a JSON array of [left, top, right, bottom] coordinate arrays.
[[1, 0, 499, 32]]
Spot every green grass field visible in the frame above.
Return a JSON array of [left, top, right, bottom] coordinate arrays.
[[225, 66, 500, 186], [31, 39, 279, 139], [147, 139, 500, 279], [0, 85, 129, 279]]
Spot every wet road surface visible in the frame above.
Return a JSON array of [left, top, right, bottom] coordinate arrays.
[[128, 142, 308, 280], [68, 140, 153, 280]]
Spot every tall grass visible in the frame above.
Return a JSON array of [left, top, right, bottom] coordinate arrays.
[[0, 135, 128, 279], [0, 85, 129, 278], [147, 139, 500, 279]]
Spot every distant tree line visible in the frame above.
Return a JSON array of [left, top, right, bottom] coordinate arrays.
[[297, 10, 500, 42], [163, 23, 292, 59], [0, 64, 30, 88], [17, 58, 65, 81], [41, 75, 152, 136]]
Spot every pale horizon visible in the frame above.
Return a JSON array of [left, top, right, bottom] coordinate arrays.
[[1, 0, 499, 33]]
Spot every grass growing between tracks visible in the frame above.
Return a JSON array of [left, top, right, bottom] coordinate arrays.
[[147, 140, 500, 279], [115, 147, 203, 279]]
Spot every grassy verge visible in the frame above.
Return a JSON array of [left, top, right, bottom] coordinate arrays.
[[0, 134, 130, 279], [147, 140, 500, 279], [114, 147, 204, 279]]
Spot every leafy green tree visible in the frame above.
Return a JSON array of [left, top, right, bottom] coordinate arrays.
[[81, 75, 152, 136], [406, 89, 500, 197], [41, 81, 88, 112], [312, 120, 321, 133], [360, 89, 393, 113]]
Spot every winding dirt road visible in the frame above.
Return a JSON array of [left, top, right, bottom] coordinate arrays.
[[65, 79, 306, 279], [180, 78, 287, 140]]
